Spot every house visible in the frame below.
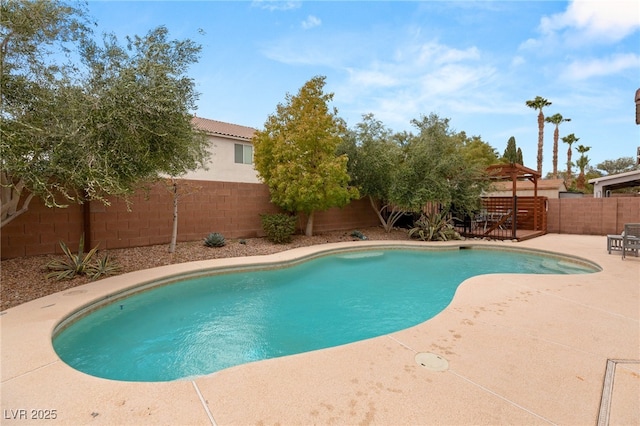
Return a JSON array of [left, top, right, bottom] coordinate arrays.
[[589, 169, 640, 197], [484, 179, 567, 199], [181, 116, 260, 183]]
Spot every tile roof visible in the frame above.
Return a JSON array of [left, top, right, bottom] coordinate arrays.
[[191, 116, 256, 141]]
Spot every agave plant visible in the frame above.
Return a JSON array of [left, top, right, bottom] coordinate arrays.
[[46, 234, 99, 281], [408, 211, 461, 242], [85, 253, 122, 281], [350, 230, 368, 240], [204, 232, 226, 247]]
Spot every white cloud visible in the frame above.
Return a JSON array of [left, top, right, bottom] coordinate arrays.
[[511, 56, 525, 67], [335, 40, 499, 128], [301, 15, 321, 30], [346, 68, 397, 88], [540, 0, 640, 43], [251, 0, 301, 12], [562, 53, 640, 80], [417, 43, 480, 66]]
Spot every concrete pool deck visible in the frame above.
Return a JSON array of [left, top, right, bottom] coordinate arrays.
[[1, 234, 638, 425]]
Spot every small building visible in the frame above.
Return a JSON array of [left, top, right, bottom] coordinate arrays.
[[182, 116, 259, 183], [484, 178, 567, 199]]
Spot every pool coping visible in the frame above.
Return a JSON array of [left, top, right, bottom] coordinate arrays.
[[1, 234, 639, 424]]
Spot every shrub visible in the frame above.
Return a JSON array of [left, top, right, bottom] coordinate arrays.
[[260, 213, 297, 244], [204, 232, 226, 248], [47, 234, 121, 281], [350, 230, 368, 240], [408, 211, 461, 242]]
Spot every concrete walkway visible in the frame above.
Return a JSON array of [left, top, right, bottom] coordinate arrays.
[[1, 234, 638, 425]]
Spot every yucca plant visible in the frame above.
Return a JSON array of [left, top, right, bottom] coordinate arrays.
[[408, 211, 461, 242], [85, 253, 122, 281], [46, 234, 100, 281], [204, 232, 226, 247]]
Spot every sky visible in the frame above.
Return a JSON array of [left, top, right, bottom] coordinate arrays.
[[86, 0, 640, 176]]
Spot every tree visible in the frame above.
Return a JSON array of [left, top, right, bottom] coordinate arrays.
[[545, 113, 571, 178], [562, 133, 579, 188], [501, 136, 523, 165], [339, 114, 406, 232], [403, 114, 489, 216], [1, 0, 91, 226], [454, 132, 499, 169], [597, 157, 637, 175], [252, 76, 358, 236], [1, 1, 209, 227], [525, 96, 552, 175], [340, 114, 489, 232], [575, 145, 591, 191]]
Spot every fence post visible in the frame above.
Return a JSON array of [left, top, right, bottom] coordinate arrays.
[[512, 196, 517, 239]]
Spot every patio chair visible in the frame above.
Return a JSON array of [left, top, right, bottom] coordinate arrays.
[[622, 223, 640, 259], [483, 209, 512, 236], [607, 233, 624, 254]]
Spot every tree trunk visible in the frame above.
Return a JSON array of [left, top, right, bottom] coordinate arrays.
[[305, 210, 315, 237], [537, 111, 544, 175], [368, 196, 409, 232], [566, 146, 573, 187], [169, 182, 178, 253], [577, 172, 586, 191], [552, 126, 559, 179], [0, 176, 34, 228], [369, 196, 390, 231]]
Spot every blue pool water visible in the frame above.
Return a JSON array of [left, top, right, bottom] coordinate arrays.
[[53, 248, 597, 382]]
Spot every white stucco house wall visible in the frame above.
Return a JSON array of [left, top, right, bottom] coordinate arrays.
[[181, 116, 260, 183]]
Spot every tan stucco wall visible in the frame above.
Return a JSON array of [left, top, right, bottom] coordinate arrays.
[[484, 189, 560, 198], [181, 135, 260, 184]]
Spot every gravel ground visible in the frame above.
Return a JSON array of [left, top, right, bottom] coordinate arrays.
[[1, 227, 409, 311]]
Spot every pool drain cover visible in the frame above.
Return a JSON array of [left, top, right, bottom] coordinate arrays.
[[415, 352, 449, 371]]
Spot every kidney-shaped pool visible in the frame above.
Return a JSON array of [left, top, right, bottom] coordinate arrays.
[[53, 246, 599, 382]]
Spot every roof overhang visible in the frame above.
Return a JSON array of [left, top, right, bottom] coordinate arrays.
[[589, 169, 640, 196]]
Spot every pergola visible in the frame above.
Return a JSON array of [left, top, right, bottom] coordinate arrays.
[[484, 163, 542, 239], [486, 163, 541, 197]]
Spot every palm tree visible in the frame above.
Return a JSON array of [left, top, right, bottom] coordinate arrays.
[[562, 133, 579, 188], [575, 144, 591, 191], [545, 113, 571, 179], [526, 96, 552, 175]]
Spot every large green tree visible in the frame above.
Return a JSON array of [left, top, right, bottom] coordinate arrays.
[[597, 157, 637, 175], [454, 132, 499, 169], [341, 113, 489, 232], [339, 114, 407, 232], [252, 76, 358, 236], [545, 113, 571, 179], [526, 96, 552, 175], [404, 114, 488, 216], [1, 1, 208, 228]]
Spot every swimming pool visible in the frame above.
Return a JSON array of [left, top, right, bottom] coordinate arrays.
[[53, 246, 598, 382]]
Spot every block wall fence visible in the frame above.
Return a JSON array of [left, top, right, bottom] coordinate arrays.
[[546, 197, 640, 235], [2, 184, 639, 259], [1, 180, 379, 259]]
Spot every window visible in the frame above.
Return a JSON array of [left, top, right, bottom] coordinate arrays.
[[234, 143, 253, 164]]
